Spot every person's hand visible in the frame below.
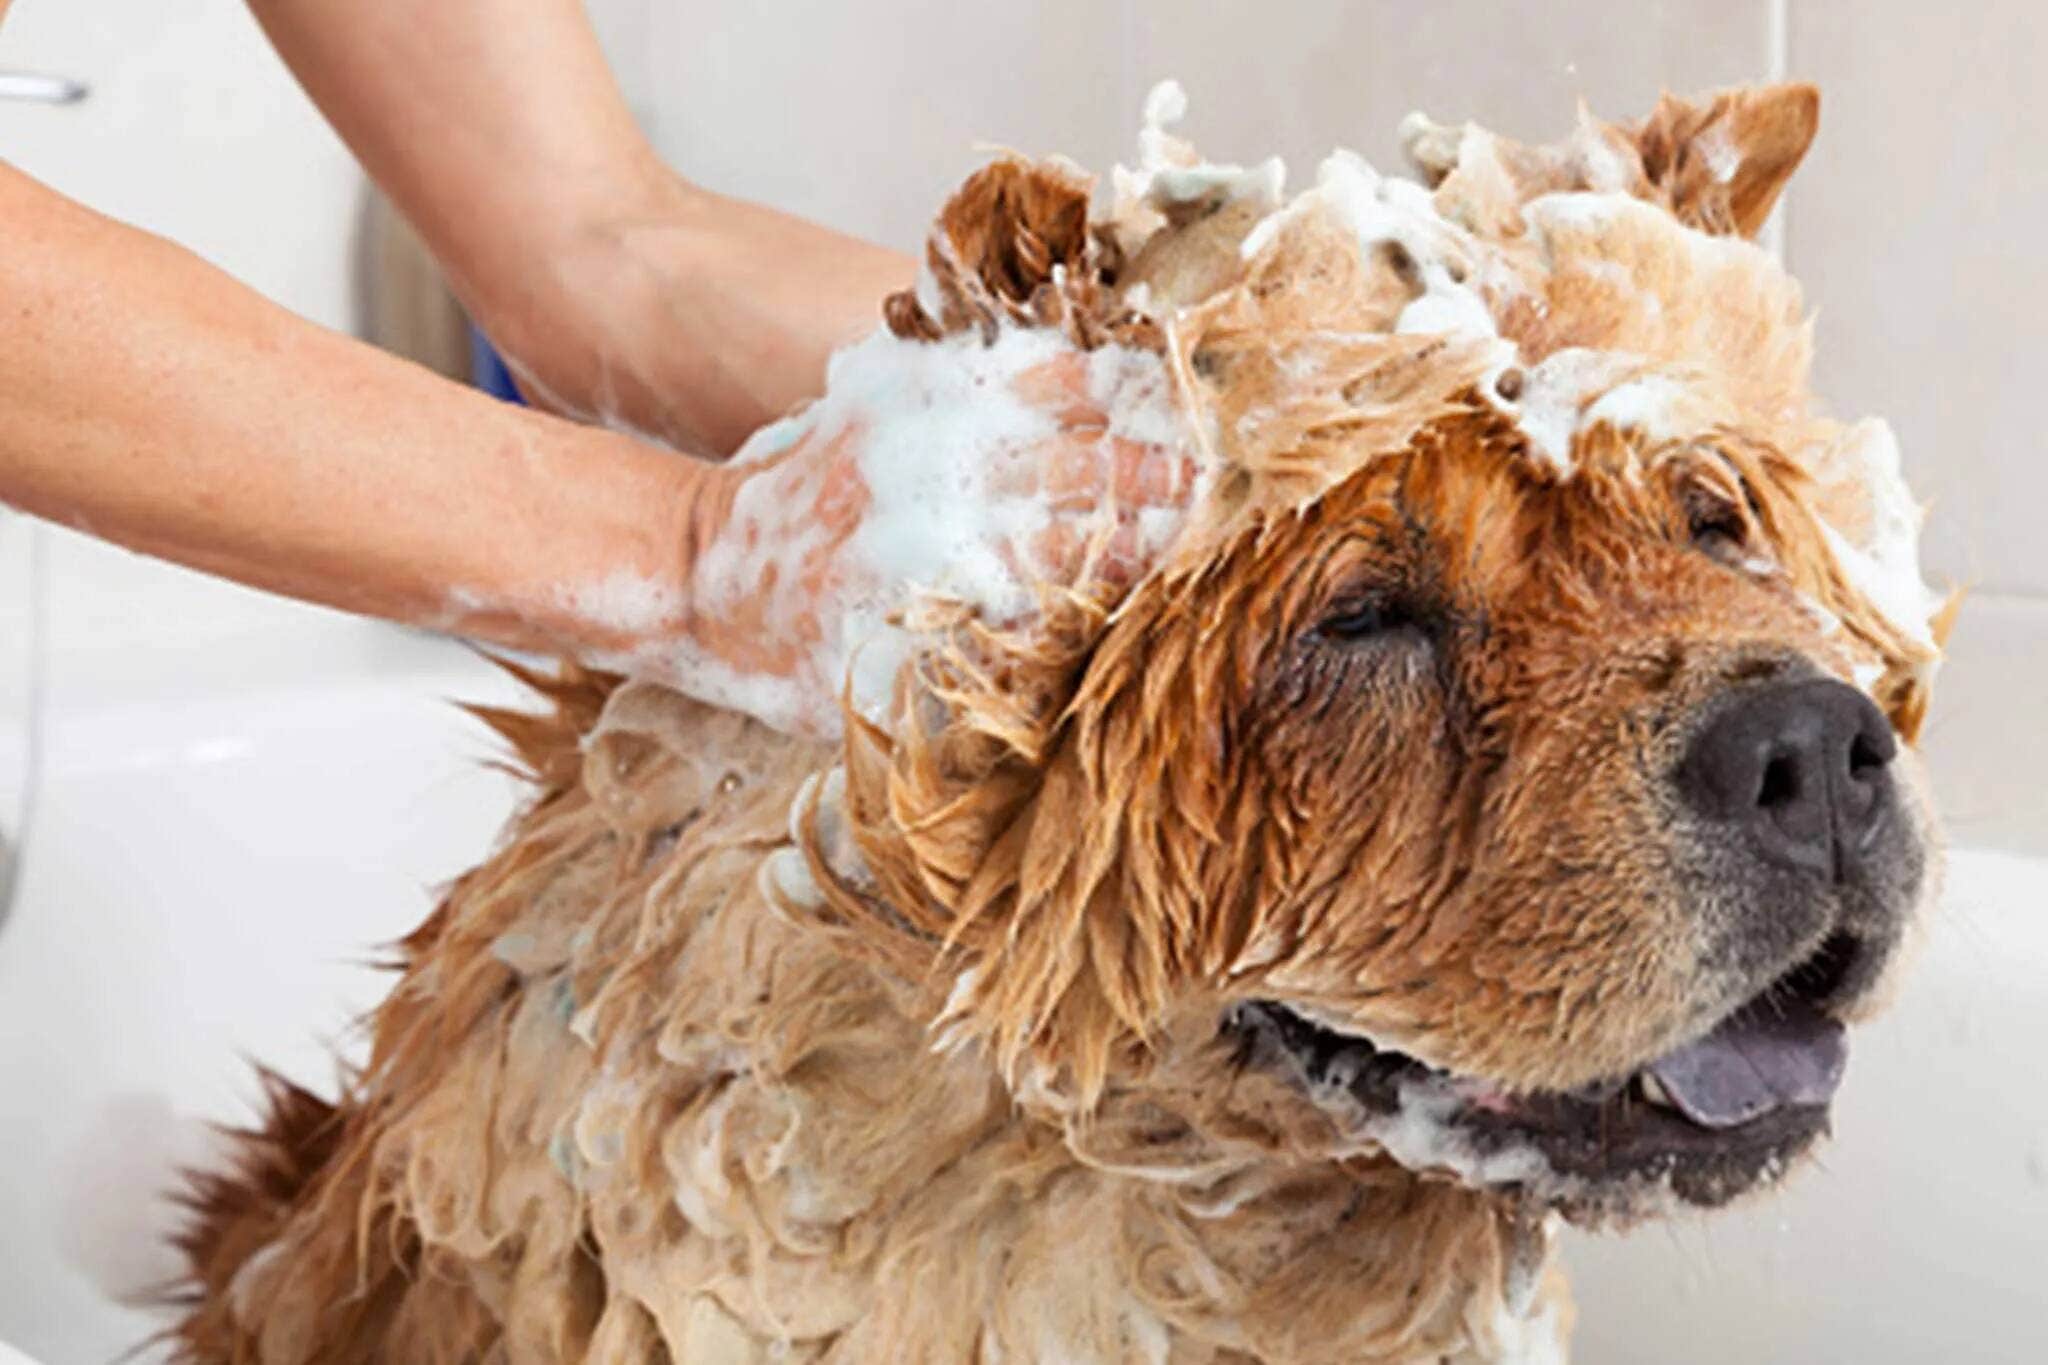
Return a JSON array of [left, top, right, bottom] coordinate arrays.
[[990, 353, 1204, 589], [478, 176, 917, 458], [648, 341, 1202, 738]]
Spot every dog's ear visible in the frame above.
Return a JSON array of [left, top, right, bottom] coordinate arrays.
[[1403, 83, 1819, 244], [883, 155, 1159, 350], [1632, 84, 1820, 239], [788, 589, 1159, 1104]]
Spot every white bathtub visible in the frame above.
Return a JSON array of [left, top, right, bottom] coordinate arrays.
[[2, 526, 2044, 1363], [0, 528, 529, 1363]]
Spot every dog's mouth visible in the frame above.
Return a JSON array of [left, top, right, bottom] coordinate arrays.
[[1228, 932, 1861, 1219]]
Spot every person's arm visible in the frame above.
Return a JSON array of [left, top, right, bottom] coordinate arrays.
[[0, 159, 709, 660], [245, 0, 914, 456], [0, 164, 1195, 739]]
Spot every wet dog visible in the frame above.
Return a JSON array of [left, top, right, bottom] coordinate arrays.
[[172, 82, 1944, 1363]]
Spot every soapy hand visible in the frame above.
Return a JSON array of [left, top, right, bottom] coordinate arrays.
[[650, 336, 1200, 739], [990, 354, 1202, 587]]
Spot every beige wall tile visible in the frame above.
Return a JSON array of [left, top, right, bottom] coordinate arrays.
[[0, 519, 35, 882], [640, 0, 1131, 252], [1917, 592, 2048, 854], [631, 3, 1781, 256], [1128, 0, 1775, 184], [1786, 2, 2048, 596], [0, 0, 360, 332]]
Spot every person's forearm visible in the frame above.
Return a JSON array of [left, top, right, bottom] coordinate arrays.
[[248, 0, 914, 454], [244, 0, 659, 321], [0, 160, 719, 659]]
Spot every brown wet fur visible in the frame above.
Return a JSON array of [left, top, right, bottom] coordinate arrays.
[[171, 85, 1940, 1363]]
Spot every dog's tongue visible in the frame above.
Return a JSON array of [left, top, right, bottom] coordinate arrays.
[[1647, 997, 1848, 1129]]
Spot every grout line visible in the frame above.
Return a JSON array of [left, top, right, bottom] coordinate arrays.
[[1120, 0, 1140, 141], [0, 523, 49, 933], [1760, 0, 1791, 260], [1955, 588, 2048, 609]]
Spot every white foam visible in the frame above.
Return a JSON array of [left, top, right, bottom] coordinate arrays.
[[729, 411, 810, 465], [1116, 79, 1287, 223], [1572, 115, 1636, 194], [941, 962, 986, 1022], [1263, 1004, 1559, 1190], [1297, 151, 1505, 352], [1695, 122, 1742, 185], [759, 846, 825, 912], [1142, 78, 1188, 138], [825, 328, 1061, 613], [1820, 520, 1939, 651], [1570, 257, 1633, 288], [1522, 189, 1635, 235], [1580, 371, 1691, 442], [593, 637, 816, 738], [550, 569, 683, 637], [672, 326, 1193, 735], [1487, 1300, 1569, 1365], [1088, 343, 1186, 459], [1494, 348, 1640, 471], [1812, 421, 1942, 650], [1346, 1075, 1553, 1189], [1150, 159, 1287, 212]]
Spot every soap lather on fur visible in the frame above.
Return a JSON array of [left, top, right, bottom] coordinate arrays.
[[169, 80, 1946, 1363]]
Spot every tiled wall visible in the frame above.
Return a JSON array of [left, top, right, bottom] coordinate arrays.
[[0, 0, 358, 332], [0, 515, 33, 921]]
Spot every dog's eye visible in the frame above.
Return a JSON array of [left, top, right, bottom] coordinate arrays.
[[1318, 599, 1425, 642], [1686, 501, 1749, 562]]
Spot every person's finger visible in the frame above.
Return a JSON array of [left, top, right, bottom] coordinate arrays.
[[1083, 517, 1146, 590], [1031, 434, 1192, 513], [1018, 509, 1158, 587], [986, 455, 1040, 500], [1043, 439, 1109, 503], [1024, 519, 1089, 585], [811, 455, 870, 535], [1110, 438, 1195, 507], [991, 534, 1030, 587], [808, 425, 873, 534], [992, 432, 1110, 505], [1011, 351, 1102, 428]]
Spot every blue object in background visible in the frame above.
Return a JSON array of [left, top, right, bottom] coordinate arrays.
[[468, 324, 527, 405]]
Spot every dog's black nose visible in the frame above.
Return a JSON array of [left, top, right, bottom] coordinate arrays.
[[1681, 678, 1897, 881]]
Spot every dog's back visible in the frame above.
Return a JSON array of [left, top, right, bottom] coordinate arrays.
[[178, 672, 1545, 1363]]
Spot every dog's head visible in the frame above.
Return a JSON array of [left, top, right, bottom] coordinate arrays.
[[796, 83, 1945, 1223]]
